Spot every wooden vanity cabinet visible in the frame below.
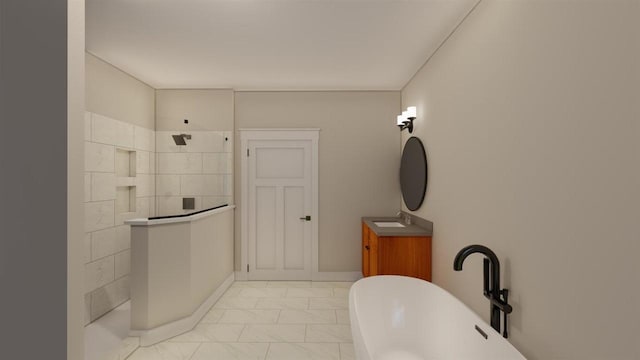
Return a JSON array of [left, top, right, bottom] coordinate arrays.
[[362, 221, 432, 281]]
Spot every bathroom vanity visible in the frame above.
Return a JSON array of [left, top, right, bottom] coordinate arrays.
[[361, 215, 432, 281]]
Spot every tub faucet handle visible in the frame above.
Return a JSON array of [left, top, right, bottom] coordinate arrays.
[[501, 289, 509, 338]]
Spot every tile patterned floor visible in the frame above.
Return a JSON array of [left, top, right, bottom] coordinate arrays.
[[127, 281, 355, 360]]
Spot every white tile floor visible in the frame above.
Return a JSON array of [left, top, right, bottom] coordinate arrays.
[[127, 281, 355, 360]]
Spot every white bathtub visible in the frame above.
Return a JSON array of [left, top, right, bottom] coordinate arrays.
[[349, 275, 526, 360]]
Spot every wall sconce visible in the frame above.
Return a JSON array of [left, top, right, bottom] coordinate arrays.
[[397, 106, 416, 133]]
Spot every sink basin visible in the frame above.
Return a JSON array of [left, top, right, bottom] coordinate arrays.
[[373, 221, 405, 228]]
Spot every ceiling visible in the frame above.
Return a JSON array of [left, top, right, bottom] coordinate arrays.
[[86, 0, 478, 90]]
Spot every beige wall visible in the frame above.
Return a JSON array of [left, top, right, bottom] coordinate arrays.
[[86, 53, 155, 129], [235, 91, 402, 272], [156, 89, 234, 131], [155, 89, 234, 217], [401, 1, 640, 359]]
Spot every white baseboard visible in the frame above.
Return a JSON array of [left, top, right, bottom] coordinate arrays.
[[236, 270, 362, 282], [236, 271, 362, 281], [312, 271, 362, 282], [130, 272, 235, 346]]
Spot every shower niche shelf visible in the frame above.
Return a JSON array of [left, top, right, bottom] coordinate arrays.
[[115, 148, 137, 215], [116, 148, 137, 178], [116, 186, 137, 214]]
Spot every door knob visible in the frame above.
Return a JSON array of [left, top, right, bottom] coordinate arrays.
[[299, 215, 311, 221]]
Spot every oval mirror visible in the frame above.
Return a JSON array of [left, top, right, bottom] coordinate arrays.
[[400, 136, 428, 211]]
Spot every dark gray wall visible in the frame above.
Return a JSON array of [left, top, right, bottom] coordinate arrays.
[[0, 1, 68, 359]]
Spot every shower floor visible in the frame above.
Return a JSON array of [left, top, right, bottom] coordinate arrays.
[[84, 301, 138, 360]]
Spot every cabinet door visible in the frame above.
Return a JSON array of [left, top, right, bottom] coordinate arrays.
[[362, 222, 370, 277], [377, 236, 431, 281]]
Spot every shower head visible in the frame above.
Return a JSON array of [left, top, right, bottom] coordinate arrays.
[[172, 134, 192, 146], [172, 135, 186, 145]]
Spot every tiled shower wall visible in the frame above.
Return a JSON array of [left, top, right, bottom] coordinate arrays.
[[83, 112, 156, 324], [155, 131, 233, 216]]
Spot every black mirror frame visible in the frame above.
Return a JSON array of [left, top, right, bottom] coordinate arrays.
[[400, 136, 428, 211]]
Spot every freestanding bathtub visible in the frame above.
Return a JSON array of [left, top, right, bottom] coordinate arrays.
[[349, 275, 527, 360]]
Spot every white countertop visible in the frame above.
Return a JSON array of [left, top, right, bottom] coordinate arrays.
[[125, 205, 235, 226]]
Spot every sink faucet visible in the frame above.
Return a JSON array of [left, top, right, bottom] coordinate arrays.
[[396, 211, 411, 225], [453, 244, 512, 338]]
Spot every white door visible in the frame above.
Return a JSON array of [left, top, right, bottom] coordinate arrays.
[[242, 130, 318, 280]]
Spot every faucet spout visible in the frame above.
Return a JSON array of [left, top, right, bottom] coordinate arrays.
[[453, 244, 499, 272]]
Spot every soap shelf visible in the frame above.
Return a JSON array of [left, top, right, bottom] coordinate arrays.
[[115, 148, 137, 214], [116, 186, 137, 213]]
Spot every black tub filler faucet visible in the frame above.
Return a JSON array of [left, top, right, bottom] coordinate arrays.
[[454, 244, 513, 338]]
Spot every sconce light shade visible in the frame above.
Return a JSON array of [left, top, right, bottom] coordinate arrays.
[[396, 106, 417, 133], [406, 106, 417, 119]]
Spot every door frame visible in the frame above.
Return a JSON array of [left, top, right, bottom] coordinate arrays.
[[239, 128, 319, 280]]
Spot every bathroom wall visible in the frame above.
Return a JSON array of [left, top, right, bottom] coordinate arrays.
[[234, 91, 401, 273], [68, 2, 86, 358], [84, 54, 157, 323], [86, 53, 155, 129], [155, 89, 234, 130], [401, 1, 640, 359], [155, 89, 234, 216]]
